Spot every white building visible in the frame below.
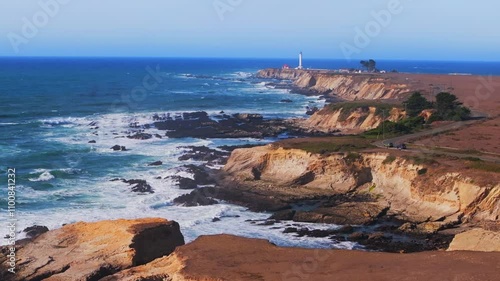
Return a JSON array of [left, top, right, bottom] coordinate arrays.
[[296, 52, 303, 69]]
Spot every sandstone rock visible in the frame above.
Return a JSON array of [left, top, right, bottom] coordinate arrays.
[[103, 234, 500, 281], [448, 228, 500, 252], [398, 222, 416, 232], [416, 222, 444, 234], [221, 145, 499, 225], [293, 202, 388, 225], [0, 218, 184, 281]]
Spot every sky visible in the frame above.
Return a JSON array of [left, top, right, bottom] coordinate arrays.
[[0, 0, 499, 60]]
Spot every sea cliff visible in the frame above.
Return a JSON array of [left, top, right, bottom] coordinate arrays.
[[300, 104, 406, 133], [223, 145, 499, 225], [256, 68, 413, 100]]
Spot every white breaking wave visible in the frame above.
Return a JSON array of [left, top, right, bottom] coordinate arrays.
[[29, 171, 55, 182]]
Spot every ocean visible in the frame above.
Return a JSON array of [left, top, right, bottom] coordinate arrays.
[[1, 58, 499, 248]]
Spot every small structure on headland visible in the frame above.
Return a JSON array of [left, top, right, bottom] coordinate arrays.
[[296, 51, 303, 69]]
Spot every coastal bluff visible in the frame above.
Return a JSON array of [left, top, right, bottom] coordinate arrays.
[[256, 68, 413, 100], [2, 220, 500, 281], [0, 218, 185, 281], [222, 145, 500, 225]]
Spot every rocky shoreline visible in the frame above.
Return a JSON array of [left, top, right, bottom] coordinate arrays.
[[2, 219, 498, 281], [3, 69, 498, 280], [89, 68, 498, 254]]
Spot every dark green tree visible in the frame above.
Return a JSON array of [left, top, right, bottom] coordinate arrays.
[[434, 92, 471, 121], [404, 92, 433, 117], [360, 59, 377, 72]]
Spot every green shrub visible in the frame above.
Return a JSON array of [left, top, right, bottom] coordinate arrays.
[[470, 162, 500, 173], [383, 155, 396, 164], [463, 157, 482, 162], [344, 152, 362, 163]]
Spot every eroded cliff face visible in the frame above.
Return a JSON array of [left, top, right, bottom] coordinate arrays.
[[301, 106, 406, 133], [256, 68, 412, 100], [0, 218, 185, 281], [223, 145, 499, 224]]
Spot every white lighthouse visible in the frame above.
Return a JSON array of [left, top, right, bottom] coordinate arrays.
[[296, 52, 303, 69]]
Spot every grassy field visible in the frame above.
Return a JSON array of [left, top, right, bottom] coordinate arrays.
[[276, 136, 374, 154], [468, 161, 500, 173]]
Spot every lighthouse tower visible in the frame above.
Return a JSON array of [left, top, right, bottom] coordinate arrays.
[[296, 52, 303, 69]]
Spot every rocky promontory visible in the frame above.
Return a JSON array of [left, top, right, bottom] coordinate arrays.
[[0, 218, 185, 281], [2, 220, 499, 281], [256, 68, 414, 100]]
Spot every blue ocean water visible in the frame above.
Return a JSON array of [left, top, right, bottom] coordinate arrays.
[[1, 58, 499, 247]]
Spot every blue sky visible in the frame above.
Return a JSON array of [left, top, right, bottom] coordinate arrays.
[[0, 0, 499, 60]]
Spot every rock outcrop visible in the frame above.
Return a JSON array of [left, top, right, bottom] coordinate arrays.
[[448, 228, 500, 252], [0, 218, 185, 281], [222, 145, 500, 224], [300, 105, 406, 133], [3, 223, 499, 281], [104, 234, 500, 281], [256, 68, 413, 100]]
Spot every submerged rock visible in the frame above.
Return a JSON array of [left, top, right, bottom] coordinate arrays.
[[123, 179, 154, 194], [154, 111, 290, 139], [173, 189, 218, 207], [127, 133, 153, 140], [178, 145, 228, 163], [23, 225, 49, 239], [172, 176, 198, 190], [111, 145, 127, 151]]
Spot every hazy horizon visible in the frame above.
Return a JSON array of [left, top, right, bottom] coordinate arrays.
[[1, 0, 499, 61], [1, 56, 500, 63]]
